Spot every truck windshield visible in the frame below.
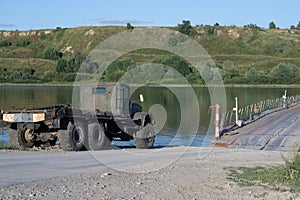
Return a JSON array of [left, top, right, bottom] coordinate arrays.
[[92, 87, 106, 94]]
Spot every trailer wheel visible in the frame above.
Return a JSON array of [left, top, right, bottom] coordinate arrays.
[[58, 122, 88, 151], [134, 125, 155, 149], [88, 123, 111, 150]]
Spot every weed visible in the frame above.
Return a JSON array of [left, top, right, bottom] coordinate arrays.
[[227, 146, 300, 192]]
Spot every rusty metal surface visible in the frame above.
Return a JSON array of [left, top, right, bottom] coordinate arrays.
[[213, 104, 300, 151]]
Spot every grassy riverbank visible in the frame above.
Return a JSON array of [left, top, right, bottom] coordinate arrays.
[[0, 83, 300, 88], [1, 25, 300, 84]]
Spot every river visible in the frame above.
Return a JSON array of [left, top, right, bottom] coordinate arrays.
[[0, 85, 299, 147]]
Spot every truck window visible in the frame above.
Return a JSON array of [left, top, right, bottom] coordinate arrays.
[[92, 87, 106, 94]]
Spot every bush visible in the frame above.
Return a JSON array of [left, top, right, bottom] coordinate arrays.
[[104, 58, 136, 81], [0, 40, 12, 47], [244, 67, 260, 83], [244, 23, 260, 29], [75, 73, 94, 81], [8, 69, 40, 83], [41, 70, 57, 82], [207, 26, 215, 35], [269, 21, 276, 29], [126, 23, 134, 31], [162, 55, 192, 77], [271, 63, 300, 84], [43, 47, 62, 60], [63, 73, 76, 82], [15, 40, 30, 47], [177, 20, 196, 37], [56, 58, 68, 72]]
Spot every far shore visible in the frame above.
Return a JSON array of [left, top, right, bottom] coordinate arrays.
[[0, 82, 300, 88]]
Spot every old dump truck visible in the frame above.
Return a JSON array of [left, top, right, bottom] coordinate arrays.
[[1, 83, 155, 150]]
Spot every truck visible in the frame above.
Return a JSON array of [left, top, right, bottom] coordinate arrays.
[[1, 83, 156, 150]]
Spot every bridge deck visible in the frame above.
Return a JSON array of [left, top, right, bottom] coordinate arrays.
[[212, 104, 300, 151]]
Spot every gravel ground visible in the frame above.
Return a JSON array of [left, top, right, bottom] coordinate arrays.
[[0, 147, 300, 200]]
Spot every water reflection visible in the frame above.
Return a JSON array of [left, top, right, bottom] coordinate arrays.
[[0, 86, 73, 110]]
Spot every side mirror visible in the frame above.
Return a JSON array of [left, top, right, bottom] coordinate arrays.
[[139, 94, 144, 102]]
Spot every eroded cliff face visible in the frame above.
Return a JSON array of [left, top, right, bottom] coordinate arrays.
[[0, 29, 53, 37]]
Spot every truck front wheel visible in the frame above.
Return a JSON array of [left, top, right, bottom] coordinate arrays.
[[134, 125, 155, 149], [88, 123, 111, 150]]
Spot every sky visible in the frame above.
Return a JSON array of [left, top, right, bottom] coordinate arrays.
[[0, 0, 299, 31]]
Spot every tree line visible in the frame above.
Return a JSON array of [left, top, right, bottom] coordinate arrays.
[[1, 45, 300, 85]]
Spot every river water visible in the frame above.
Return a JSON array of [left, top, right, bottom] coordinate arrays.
[[0, 85, 299, 147]]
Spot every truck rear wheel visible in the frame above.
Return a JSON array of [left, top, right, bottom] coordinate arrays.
[[8, 128, 35, 149], [134, 125, 155, 149], [18, 129, 35, 148], [88, 123, 111, 150], [58, 122, 88, 151], [8, 128, 20, 149]]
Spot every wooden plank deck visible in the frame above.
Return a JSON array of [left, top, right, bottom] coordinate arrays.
[[212, 104, 300, 151]]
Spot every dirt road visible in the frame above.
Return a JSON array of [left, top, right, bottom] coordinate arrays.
[[0, 147, 299, 199]]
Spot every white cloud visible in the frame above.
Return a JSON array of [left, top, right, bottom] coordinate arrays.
[[0, 23, 15, 27]]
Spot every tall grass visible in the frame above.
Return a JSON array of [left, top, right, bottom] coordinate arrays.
[[227, 145, 300, 192]]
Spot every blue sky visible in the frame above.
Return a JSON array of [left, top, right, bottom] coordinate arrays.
[[0, 0, 299, 30]]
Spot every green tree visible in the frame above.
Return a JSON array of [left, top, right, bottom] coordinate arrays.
[[127, 23, 134, 31], [269, 21, 276, 29], [15, 40, 30, 47], [244, 24, 260, 29], [207, 26, 215, 35], [44, 47, 62, 60], [63, 73, 76, 82], [41, 70, 57, 82], [73, 52, 86, 72], [162, 55, 192, 77], [105, 58, 136, 81], [0, 40, 12, 47], [271, 63, 300, 84], [245, 67, 259, 83], [56, 58, 68, 72], [177, 20, 195, 36]]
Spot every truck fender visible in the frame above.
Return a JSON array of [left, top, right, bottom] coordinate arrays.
[[133, 112, 155, 127]]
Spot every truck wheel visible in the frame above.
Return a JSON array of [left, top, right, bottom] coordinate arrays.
[[58, 129, 73, 151], [8, 128, 35, 149], [18, 129, 35, 148], [134, 125, 155, 149], [88, 123, 111, 150], [58, 122, 88, 151], [8, 128, 20, 149]]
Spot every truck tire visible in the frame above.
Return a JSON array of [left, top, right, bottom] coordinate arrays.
[[88, 123, 111, 150], [18, 129, 35, 148], [134, 125, 155, 149], [58, 122, 88, 151], [8, 128, 35, 149], [58, 129, 73, 151], [8, 128, 20, 149]]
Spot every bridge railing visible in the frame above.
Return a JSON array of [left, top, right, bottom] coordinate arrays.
[[220, 94, 300, 130]]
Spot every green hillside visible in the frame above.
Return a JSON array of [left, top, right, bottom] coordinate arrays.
[[1, 25, 300, 84]]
